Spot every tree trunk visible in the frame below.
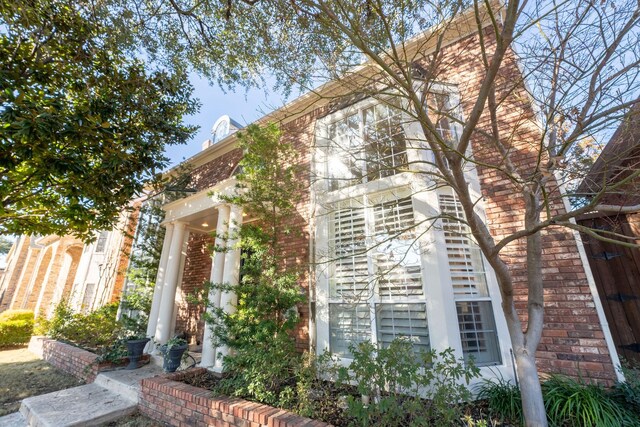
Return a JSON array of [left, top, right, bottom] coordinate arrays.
[[515, 347, 548, 427]]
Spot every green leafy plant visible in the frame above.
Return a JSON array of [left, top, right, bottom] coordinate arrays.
[[475, 376, 523, 426], [612, 361, 640, 415], [0, 310, 34, 347], [334, 339, 480, 427], [542, 375, 639, 427], [199, 123, 306, 408], [42, 300, 122, 353]]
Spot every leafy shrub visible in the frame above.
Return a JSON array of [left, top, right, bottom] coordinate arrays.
[[612, 361, 640, 415], [475, 376, 523, 425], [42, 300, 122, 353], [0, 310, 34, 347], [332, 340, 480, 427], [0, 309, 34, 322], [543, 375, 639, 427]]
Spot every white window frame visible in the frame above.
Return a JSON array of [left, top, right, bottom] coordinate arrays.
[[313, 92, 514, 382]]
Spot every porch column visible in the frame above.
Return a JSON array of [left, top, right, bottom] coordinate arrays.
[[146, 223, 174, 339], [214, 205, 243, 370], [154, 221, 186, 344], [200, 204, 230, 368]]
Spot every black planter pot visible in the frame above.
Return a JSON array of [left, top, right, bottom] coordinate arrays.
[[160, 344, 188, 373], [125, 337, 150, 370]]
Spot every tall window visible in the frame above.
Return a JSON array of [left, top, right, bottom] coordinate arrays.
[[94, 231, 109, 253], [315, 94, 508, 375], [322, 103, 408, 191], [328, 193, 429, 357], [438, 191, 501, 366]]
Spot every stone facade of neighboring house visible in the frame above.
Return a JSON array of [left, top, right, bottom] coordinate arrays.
[[0, 206, 139, 317], [577, 105, 640, 364], [142, 7, 622, 387]]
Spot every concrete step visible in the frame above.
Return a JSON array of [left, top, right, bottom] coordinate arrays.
[[0, 411, 27, 427], [93, 363, 162, 402], [20, 383, 136, 427]]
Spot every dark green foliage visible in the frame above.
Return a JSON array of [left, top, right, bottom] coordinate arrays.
[[542, 375, 639, 427], [0, 0, 197, 239], [332, 340, 480, 427], [0, 235, 13, 254], [475, 376, 523, 426], [201, 123, 306, 407], [0, 310, 34, 347], [43, 300, 122, 353], [612, 361, 640, 415]]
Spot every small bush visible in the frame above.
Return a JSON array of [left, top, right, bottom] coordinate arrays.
[[0, 309, 34, 322], [332, 340, 480, 427], [612, 361, 640, 415], [475, 376, 523, 425], [543, 375, 639, 427], [42, 300, 121, 353], [0, 310, 34, 347]]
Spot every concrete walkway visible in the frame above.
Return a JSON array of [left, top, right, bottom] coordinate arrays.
[[0, 364, 162, 427]]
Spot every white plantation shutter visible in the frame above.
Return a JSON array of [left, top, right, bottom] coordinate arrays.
[[329, 205, 369, 300], [329, 304, 371, 357], [438, 195, 488, 297], [327, 193, 430, 357], [438, 192, 501, 365], [372, 197, 423, 299], [376, 303, 430, 352]]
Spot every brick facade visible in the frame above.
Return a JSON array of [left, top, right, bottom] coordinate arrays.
[[172, 28, 617, 383], [139, 368, 328, 427], [176, 233, 214, 344]]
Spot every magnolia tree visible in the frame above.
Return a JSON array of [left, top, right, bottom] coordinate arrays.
[[103, 0, 640, 425]]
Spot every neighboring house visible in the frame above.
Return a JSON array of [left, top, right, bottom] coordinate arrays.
[[0, 207, 139, 316], [143, 8, 621, 386], [578, 105, 640, 363]]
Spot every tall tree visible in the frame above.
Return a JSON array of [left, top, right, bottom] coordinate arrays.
[[117, 1, 640, 425], [0, 0, 198, 240]]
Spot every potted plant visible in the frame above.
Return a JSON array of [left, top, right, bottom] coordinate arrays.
[[125, 334, 150, 370], [160, 336, 188, 372]]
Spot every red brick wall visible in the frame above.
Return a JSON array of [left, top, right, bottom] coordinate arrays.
[[139, 368, 328, 427], [29, 336, 97, 383], [175, 233, 214, 345], [191, 149, 243, 192], [434, 30, 617, 382]]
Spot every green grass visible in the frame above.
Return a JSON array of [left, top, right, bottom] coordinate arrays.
[[0, 346, 84, 416]]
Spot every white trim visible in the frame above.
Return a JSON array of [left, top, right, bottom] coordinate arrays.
[[162, 178, 237, 224]]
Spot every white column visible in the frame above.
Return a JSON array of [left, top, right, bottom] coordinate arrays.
[[154, 221, 186, 344], [200, 205, 230, 368], [215, 205, 243, 369], [146, 223, 174, 338]]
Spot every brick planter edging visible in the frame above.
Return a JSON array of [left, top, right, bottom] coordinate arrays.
[[139, 368, 330, 427], [28, 336, 99, 382]]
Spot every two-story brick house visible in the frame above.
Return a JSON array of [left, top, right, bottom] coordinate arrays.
[[143, 6, 621, 386]]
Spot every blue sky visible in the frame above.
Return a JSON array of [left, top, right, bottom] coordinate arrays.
[[164, 74, 288, 166]]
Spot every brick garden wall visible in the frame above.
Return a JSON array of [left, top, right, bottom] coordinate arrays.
[[139, 368, 328, 427], [29, 336, 98, 383]]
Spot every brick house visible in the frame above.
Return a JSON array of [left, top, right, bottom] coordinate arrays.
[[0, 206, 139, 316], [144, 6, 622, 385]]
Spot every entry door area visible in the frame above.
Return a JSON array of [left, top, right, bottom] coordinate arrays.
[[579, 213, 640, 363]]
